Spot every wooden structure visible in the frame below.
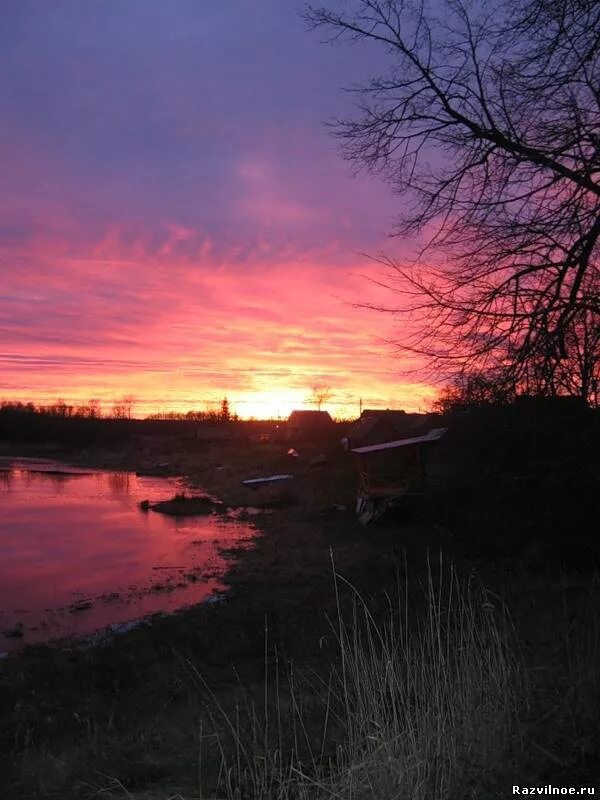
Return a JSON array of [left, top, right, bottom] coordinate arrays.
[[352, 428, 447, 522], [286, 410, 334, 440]]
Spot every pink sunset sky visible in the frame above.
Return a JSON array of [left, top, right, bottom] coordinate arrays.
[[0, 0, 435, 418]]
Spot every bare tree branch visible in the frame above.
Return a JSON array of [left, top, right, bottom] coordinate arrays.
[[305, 0, 600, 403]]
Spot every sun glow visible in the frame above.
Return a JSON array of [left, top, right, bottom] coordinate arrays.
[[232, 389, 310, 420]]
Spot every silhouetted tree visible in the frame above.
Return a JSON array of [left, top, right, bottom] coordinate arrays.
[[122, 395, 136, 419], [309, 385, 332, 411], [432, 372, 515, 413], [220, 396, 231, 422], [49, 398, 74, 417], [111, 395, 136, 420], [306, 0, 600, 404], [87, 398, 102, 418]]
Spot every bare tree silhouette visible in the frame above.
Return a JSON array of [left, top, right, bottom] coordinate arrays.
[[309, 385, 333, 410], [220, 396, 231, 422], [111, 395, 136, 419], [305, 0, 600, 403]]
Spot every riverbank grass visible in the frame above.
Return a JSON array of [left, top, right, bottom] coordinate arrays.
[[197, 559, 523, 800]]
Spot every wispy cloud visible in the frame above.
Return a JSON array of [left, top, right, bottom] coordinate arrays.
[[0, 0, 433, 417]]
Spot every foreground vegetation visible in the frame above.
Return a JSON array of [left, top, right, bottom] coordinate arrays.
[[199, 561, 524, 799], [6, 557, 598, 800], [1, 403, 599, 797]]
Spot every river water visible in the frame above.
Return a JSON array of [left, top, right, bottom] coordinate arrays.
[[0, 457, 253, 652]]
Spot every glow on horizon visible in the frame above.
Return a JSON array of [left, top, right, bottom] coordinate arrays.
[[0, 385, 437, 421], [0, 247, 438, 420], [233, 389, 314, 420], [0, 3, 440, 416]]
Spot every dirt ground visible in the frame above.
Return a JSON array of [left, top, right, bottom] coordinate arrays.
[[1, 417, 599, 797]]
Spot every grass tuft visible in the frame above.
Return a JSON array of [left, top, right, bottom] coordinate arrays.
[[197, 556, 525, 799]]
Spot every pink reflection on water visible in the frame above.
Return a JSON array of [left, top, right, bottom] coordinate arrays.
[[0, 459, 254, 651]]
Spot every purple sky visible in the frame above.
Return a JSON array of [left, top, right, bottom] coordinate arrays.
[[0, 1, 433, 418]]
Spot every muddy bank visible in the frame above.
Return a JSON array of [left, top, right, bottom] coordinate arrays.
[[0, 437, 429, 797], [1, 423, 599, 798], [143, 494, 222, 516]]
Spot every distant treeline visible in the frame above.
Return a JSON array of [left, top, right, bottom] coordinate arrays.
[[148, 396, 237, 422], [0, 396, 236, 421], [0, 399, 238, 446]]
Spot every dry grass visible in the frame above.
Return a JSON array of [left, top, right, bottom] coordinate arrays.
[[8, 561, 600, 800], [4, 428, 599, 798], [194, 556, 524, 800]]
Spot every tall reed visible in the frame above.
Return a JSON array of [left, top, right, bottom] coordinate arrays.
[[197, 555, 524, 799]]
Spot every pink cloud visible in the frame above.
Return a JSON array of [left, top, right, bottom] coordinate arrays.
[[0, 0, 435, 421], [0, 236, 434, 417]]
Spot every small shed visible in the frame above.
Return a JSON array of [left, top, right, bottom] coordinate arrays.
[[287, 410, 334, 440], [352, 427, 448, 523]]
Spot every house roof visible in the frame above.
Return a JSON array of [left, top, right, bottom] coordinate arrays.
[[288, 410, 334, 426], [352, 427, 448, 454], [360, 409, 409, 418]]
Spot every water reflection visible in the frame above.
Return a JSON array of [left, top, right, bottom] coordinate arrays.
[[18, 469, 72, 494], [0, 458, 253, 651], [108, 471, 131, 495]]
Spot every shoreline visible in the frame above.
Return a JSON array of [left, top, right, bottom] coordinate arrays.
[[2, 428, 599, 797], [0, 449, 263, 658]]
